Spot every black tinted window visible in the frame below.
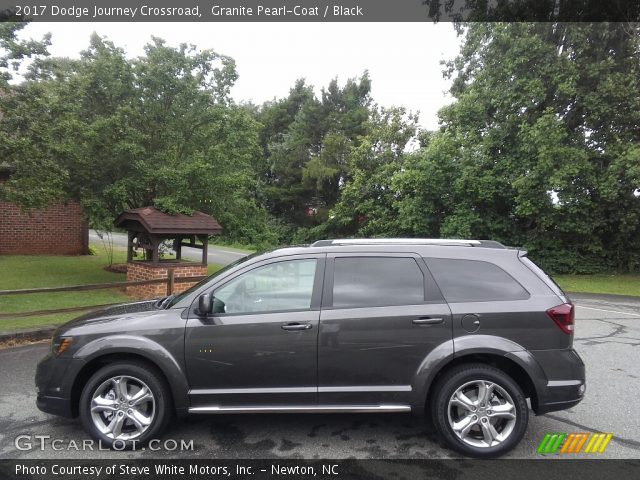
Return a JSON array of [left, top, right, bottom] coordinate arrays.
[[333, 257, 425, 308], [425, 258, 529, 303]]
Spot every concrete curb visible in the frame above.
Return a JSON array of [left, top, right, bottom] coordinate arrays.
[[0, 326, 56, 345], [566, 291, 640, 302]]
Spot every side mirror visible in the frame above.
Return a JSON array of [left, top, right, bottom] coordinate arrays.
[[197, 293, 212, 316]]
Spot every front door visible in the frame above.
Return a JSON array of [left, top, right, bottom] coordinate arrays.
[[185, 254, 325, 408], [318, 253, 452, 407]]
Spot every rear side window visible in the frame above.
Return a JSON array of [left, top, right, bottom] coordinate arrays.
[[425, 258, 529, 303], [520, 256, 566, 297], [332, 257, 425, 308]]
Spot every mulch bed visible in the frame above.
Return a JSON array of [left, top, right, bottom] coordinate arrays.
[[104, 263, 128, 274]]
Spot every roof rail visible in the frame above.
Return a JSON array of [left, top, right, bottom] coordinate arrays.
[[310, 238, 505, 248]]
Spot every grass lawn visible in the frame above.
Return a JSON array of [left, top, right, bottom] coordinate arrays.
[[553, 274, 640, 297], [0, 246, 221, 332], [208, 238, 257, 254]]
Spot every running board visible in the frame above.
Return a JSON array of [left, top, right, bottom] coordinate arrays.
[[188, 405, 411, 414]]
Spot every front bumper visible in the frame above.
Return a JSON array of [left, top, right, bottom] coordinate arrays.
[[530, 348, 586, 415], [36, 394, 74, 418], [35, 352, 84, 418]]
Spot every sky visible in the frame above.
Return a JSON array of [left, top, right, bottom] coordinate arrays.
[[21, 22, 462, 130]]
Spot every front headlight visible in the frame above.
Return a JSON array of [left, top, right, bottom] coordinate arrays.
[[51, 336, 73, 356]]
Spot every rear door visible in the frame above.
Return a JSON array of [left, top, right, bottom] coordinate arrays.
[[317, 253, 452, 406]]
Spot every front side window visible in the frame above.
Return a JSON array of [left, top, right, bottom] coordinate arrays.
[[425, 258, 529, 303], [332, 257, 425, 308], [214, 259, 317, 314]]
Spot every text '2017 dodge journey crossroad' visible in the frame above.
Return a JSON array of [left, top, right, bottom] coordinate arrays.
[[36, 238, 585, 457]]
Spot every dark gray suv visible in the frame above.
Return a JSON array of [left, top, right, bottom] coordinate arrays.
[[36, 238, 585, 457]]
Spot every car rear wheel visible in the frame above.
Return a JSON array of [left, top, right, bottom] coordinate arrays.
[[79, 362, 172, 449], [431, 364, 528, 458]]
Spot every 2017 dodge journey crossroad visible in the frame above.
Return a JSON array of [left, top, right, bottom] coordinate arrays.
[[36, 238, 585, 457]]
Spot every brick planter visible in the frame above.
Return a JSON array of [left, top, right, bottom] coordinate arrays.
[[126, 261, 207, 299]]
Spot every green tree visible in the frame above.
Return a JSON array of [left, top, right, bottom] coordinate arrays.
[[395, 23, 640, 273], [422, 0, 640, 23], [1, 33, 272, 245], [256, 74, 372, 226], [328, 106, 419, 237], [255, 79, 318, 223], [0, 22, 50, 87]]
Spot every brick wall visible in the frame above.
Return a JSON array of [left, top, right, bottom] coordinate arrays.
[[0, 201, 88, 255], [126, 261, 208, 299]]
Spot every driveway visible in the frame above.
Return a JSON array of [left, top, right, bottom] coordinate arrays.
[[89, 230, 249, 267], [0, 294, 638, 459]]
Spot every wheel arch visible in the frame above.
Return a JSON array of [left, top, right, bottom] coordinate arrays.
[[70, 338, 189, 418], [423, 353, 540, 415], [412, 337, 545, 414]]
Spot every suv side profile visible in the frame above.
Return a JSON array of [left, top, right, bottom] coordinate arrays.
[[36, 238, 585, 457]]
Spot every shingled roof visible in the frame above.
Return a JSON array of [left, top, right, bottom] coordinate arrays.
[[114, 206, 222, 235]]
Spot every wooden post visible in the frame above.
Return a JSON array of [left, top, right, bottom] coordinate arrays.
[[151, 237, 160, 265], [127, 231, 135, 263], [176, 236, 182, 261], [167, 267, 175, 295], [201, 235, 209, 265]]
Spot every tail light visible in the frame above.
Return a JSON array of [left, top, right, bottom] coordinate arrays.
[[546, 303, 574, 334]]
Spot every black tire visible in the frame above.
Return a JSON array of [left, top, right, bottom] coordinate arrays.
[[430, 363, 528, 458], [79, 361, 172, 449]]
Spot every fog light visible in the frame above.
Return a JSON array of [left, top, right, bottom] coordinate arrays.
[[578, 384, 586, 396]]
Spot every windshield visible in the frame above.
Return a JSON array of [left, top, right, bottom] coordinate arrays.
[[165, 252, 260, 308]]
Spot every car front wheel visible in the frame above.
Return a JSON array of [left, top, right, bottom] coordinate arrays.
[[79, 362, 172, 449], [431, 364, 529, 458]]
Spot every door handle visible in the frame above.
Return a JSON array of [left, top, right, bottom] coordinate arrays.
[[281, 323, 313, 331], [412, 317, 444, 325]]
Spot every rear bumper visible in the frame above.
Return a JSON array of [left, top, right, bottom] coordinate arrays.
[[534, 380, 585, 414], [529, 348, 586, 415]]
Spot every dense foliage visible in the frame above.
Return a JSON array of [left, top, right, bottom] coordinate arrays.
[[388, 23, 640, 273], [1, 22, 638, 272], [1, 31, 273, 245]]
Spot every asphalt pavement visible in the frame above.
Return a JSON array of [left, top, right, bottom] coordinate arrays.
[[89, 230, 249, 266], [0, 294, 639, 460]]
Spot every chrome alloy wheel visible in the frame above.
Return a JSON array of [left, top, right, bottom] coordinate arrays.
[[447, 380, 517, 448], [90, 375, 156, 441]]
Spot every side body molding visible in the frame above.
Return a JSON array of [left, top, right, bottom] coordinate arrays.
[[74, 335, 190, 416]]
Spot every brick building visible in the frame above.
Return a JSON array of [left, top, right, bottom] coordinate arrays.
[[0, 163, 89, 255]]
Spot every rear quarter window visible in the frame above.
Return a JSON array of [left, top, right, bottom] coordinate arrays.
[[519, 256, 566, 297], [424, 258, 529, 303]]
